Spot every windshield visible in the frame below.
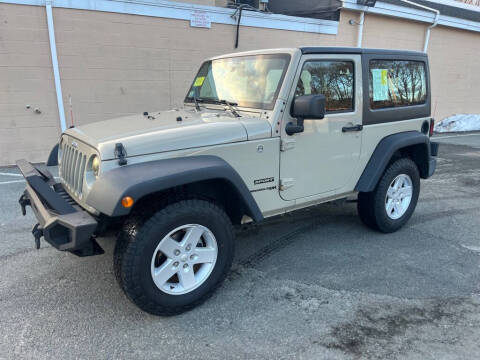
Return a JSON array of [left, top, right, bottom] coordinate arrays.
[[185, 54, 291, 110]]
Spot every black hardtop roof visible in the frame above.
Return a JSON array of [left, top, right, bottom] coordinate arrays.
[[300, 47, 427, 57]]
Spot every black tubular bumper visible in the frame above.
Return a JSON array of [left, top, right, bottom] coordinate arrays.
[[16, 159, 102, 256]]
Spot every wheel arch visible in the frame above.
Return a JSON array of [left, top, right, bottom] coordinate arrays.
[[355, 131, 431, 193], [46, 143, 59, 166], [85, 155, 263, 223], [130, 178, 253, 225]]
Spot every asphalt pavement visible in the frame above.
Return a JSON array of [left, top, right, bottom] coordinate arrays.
[[0, 133, 479, 359]]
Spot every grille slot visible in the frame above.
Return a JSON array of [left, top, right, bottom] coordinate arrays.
[[60, 142, 87, 197]]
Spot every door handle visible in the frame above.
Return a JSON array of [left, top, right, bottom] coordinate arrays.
[[342, 124, 363, 132]]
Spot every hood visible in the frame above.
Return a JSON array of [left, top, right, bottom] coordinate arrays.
[[65, 108, 272, 160]]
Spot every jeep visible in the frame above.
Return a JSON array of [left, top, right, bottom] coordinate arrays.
[[16, 47, 438, 315]]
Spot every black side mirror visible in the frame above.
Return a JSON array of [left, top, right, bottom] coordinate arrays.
[[286, 95, 326, 135], [292, 94, 326, 119]]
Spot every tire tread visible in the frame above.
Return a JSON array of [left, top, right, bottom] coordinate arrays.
[[114, 199, 234, 316], [357, 157, 420, 233]]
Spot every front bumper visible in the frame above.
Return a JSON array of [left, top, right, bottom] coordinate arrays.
[[16, 159, 102, 256]]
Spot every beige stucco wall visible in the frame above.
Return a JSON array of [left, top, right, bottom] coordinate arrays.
[[362, 13, 426, 51], [0, 4, 60, 164], [0, 3, 479, 165], [428, 25, 480, 120]]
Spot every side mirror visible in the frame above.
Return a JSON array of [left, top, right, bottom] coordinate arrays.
[[286, 95, 326, 135], [292, 94, 326, 120]]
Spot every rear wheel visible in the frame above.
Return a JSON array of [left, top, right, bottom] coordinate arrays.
[[114, 199, 234, 315], [357, 158, 420, 233]]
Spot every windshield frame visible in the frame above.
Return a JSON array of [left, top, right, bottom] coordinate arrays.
[[184, 53, 291, 111]]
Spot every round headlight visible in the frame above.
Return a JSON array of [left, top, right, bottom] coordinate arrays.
[[91, 155, 100, 177], [85, 155, 100, 188]]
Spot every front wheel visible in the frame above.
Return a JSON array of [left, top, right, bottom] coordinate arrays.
[[114, 199, 235, 316], [357, 158, 420, 233]]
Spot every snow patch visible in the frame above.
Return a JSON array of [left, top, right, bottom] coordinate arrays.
[[461, 244, 480, 254], [435, 114, 480, 133]]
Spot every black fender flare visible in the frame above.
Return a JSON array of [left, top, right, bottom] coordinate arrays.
[[85, 155, 263, 221], [355, 131, 432, 193], [46, 143, 59, 166]]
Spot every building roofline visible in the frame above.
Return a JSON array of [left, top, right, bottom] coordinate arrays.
[[382, 0, 480, 22], [0, 0, 339, 35], [407, 0, 480, 14], [342, 0, 480, 33]]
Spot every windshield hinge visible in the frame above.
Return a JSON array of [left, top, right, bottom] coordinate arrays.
[[279, 178, 294, 191], [280, 139, 296, 152]]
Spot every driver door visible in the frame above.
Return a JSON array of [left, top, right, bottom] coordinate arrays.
[[279, 54, 362, 201]]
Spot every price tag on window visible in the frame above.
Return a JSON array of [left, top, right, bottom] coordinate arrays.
[[372, 69, 389, 101]]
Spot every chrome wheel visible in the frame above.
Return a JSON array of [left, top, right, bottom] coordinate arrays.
[[150, 224, 218, 295], [385, 174, 413, 220]]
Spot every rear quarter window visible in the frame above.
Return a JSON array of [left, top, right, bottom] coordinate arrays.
[[369, 60, 427, 110]]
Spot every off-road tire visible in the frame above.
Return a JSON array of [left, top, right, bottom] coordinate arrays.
[[357, 158, 420, 233], [114, 199, 235, 316]]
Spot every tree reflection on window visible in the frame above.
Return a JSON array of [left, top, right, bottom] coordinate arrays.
[[369, 60, 427, 109], [295, 61, 354, 113]]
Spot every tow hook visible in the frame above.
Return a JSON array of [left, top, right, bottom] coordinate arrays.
[[19, 193, 31, 216], [32, 223, 43, 249]]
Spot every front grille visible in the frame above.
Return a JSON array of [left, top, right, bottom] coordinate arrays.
[[56, 184, 77, 206], [60, 141, 87, 197]]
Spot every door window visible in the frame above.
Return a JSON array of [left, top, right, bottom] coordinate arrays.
[[294, 60, 354, 113]]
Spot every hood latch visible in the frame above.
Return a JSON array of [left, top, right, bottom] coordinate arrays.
[[114, 143, 127, 166]]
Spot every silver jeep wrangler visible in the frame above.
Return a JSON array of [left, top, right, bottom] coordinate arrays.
[[17, 47, 438, 315]]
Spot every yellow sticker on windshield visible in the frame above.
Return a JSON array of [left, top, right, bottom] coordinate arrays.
[[381, 69, 388, 85], [194, 76, 205, 87]]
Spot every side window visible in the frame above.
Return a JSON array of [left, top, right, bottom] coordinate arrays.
[[294, 60, 354, 113], [369, 60, 427, 109]]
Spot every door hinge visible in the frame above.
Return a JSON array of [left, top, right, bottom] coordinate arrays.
[[280, 138, 296, 152], [279, 178, 294, 191]]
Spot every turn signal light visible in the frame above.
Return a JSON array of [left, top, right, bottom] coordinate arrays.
[[121, 196, 134, 208]]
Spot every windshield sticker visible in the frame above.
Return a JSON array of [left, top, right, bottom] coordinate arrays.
[[194, 76, 205, 87], [372, 69, 389, 101]]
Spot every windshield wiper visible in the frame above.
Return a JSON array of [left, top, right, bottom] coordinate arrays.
[[218, 99, 240, 117], [188, 97, 240, 117], [192, 89, 203, 111]]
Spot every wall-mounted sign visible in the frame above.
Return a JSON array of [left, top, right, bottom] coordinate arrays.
[[190, 11, 211, 28]]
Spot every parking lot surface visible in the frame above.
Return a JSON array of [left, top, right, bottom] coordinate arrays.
[[1, 134, 480, 359]]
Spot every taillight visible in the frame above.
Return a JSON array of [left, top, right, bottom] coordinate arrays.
[[429, 118, 435, 137]]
